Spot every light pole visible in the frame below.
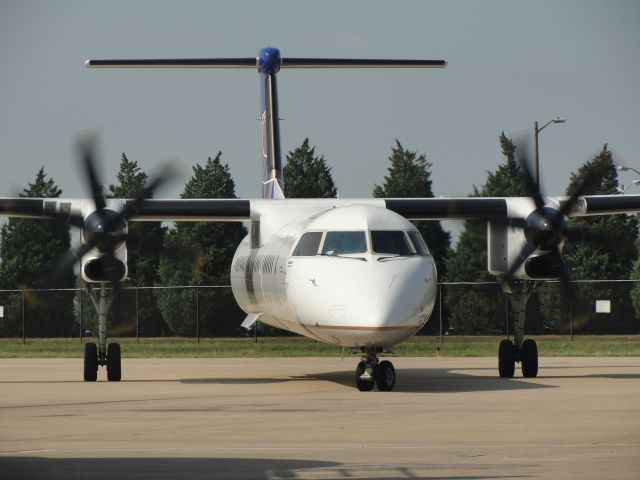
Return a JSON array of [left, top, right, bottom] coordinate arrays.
[[617, 165, 640, 176], [616, 166, 640, 195], [534, 116, 566, 186], [617, 180, 640, 194]]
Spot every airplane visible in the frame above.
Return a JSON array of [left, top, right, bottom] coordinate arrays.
[[1, 46, 639, 391]]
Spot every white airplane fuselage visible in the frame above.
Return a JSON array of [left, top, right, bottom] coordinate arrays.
[[231, 204, 438, 349]]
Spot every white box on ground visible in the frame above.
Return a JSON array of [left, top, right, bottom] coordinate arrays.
[[0, 306, 3, 318]]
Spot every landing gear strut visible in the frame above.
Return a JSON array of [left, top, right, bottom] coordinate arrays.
[[83, 283, 121, 382], [499, 280, 539, 378], [355, 347, 396, 391]]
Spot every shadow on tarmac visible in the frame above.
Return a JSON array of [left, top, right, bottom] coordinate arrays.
[[181, 368, 555, 393], [0, 456, 530, 480]]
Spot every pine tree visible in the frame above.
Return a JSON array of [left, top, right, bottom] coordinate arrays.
[[283, 139, 337, 198], [373, 140, 451, 277], [541, 145, 639, 333], [630, 238, 640, 326], [0, 168, 73, 337], [107, 153, 168, 336], [156, 152, 247, 336]]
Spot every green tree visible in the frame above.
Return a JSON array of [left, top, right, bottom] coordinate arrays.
[[541, 145, 639, 333], [108, 153, 168, 336], [630, 238, 640, 326], [283, 139, 337, 198], [156, 152, 247, 336], [0, 168, 74, 337], [373, 140, 451, 277], [445, 133, 531, 334]]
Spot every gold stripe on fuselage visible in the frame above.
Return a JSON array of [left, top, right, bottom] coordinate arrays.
[[300, 324, 419, 332]]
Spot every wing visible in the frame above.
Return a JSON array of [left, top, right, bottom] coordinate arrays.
[[0, 198, 50, 219], [383, 195, 640, 220], [3, 195, 640, 223], [0, 198, 252, 222], [574, 194, 640, 216]]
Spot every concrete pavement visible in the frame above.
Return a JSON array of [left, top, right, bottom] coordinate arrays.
[[1, 356, 639, 479]]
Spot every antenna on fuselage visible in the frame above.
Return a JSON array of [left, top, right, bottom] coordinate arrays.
[[85, 48, 447, 200]]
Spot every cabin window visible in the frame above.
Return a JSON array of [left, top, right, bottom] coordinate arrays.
[[407, 230, 430, 255], [321, 231, 367, 255], [292, 231, 323, 256], [371, 231, 412, 255]]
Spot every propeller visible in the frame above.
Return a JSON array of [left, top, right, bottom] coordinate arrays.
[[50, 134, 177, 285], [500, 133, 592, 287]]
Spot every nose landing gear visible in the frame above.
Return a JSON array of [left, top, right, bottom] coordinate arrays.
[[355, 348, 396, 391]]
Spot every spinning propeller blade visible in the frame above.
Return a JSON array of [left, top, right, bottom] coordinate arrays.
[[500, 133, 594, 287], [49, 135, 177, 284], [513, 133, 545, 211], [78, 135, 106, 212]]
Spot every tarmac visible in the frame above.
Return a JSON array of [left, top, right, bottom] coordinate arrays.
[[1, 356, 639, 479]]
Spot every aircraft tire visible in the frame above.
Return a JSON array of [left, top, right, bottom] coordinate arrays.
[[498, 339, 515, 378], [84, 342, 98, 382], [375, 360, 396, 391], [107, 343, 121, 382], [521, 339, 538, 378], [355, 361, 374, 391]]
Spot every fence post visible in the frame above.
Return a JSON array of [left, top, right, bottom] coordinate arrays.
[[438, 283, 443, 344], [136, 287, 139, 344], [22, 290, 25, 345], [80, 288, 83, 344], [196, 286, 200, 344], [570, 295, 574, 342]]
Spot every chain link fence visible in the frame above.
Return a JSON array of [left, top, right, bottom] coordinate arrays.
[[1, 280, 639, 341]]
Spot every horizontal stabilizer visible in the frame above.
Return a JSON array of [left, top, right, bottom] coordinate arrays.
[[241, 313, 261, 330], [85, 58, 257, 68], [281, 58, 447, 68], [86, 58, 447, 70]]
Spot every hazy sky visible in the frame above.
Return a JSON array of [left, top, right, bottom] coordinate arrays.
[[1, 1, 639, 240]]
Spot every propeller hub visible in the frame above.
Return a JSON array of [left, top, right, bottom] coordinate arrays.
[[524, 207, 567, 250], [83, 209, 127, 252]]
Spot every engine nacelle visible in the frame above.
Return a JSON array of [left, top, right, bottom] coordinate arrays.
[[524, 251, 564, 279], [488, 221, 564, 281], [487, 197, 569, 282], [81, 243, 128, 283]]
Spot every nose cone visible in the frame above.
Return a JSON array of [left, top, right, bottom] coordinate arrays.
[[344, 257, 437, 348], [288, 253, 437, 349], [353, 259, 436, 329]]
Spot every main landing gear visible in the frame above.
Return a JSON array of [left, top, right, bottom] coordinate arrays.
[[499, 280, 539, 378], [83, 283, 121, 382], [355, 347, 396, 391]]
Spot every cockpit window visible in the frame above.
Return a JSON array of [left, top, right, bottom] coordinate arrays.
[[407, 230, 430, 255], [371, 231, 412, 255], [321, 231, 367, 255], [292, 231, 323, 256]]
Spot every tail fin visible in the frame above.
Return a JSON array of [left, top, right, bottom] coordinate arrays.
[[86, 48, 446, 200], [258, 48, 285, 199]]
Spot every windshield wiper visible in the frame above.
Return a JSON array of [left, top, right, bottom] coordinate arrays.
[[377, 253, 417, 261], [320, 253, 367, 262]]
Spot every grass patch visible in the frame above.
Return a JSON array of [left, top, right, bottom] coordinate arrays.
[[1, 335, 639, 358]]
